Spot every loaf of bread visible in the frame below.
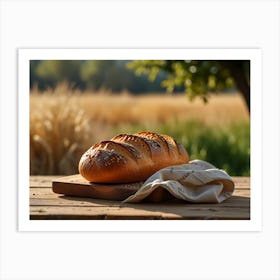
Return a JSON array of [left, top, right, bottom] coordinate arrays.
[[78, 132, 189, 183]]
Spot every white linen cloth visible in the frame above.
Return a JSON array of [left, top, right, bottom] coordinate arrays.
[[123, 160, 235, 203]]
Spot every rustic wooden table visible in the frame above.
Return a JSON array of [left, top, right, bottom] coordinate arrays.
[[30, 176, 250, 220]]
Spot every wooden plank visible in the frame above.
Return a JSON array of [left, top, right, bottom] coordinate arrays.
[[30, 195, 250, 208], [29, 176, 250, 220], [30, 188, 58, 199], [30, 176, 61, 187], [51, 174, 250, 202], [29, 188, 250, 208], [30, 176, 250, 189], [53, 174, 235, 202], [233, 177, 250, 183], [52, 175, 143, 201], [30, 187, 250, 198], [30, 205, 250, 220]]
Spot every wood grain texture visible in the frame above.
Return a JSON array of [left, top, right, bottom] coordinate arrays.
[[52, 174, 174, 202], [30, 176, 250, 220]]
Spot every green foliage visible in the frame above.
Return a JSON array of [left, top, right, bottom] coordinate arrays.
[[30, 60, 250, 102], [35, 60, 83, 88], [161, 120, 250, 176], [80, 60, 128, 91], [127, 60, 248, 103], [30, 60, 167, 93], [114, 120, 250, 176]]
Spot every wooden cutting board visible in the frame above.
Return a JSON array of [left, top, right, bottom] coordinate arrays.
[[52, 174, 172, 202]]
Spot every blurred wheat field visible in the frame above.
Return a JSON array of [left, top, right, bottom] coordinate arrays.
[[30, 84, 250, 176], [31, 86, 249, 126]]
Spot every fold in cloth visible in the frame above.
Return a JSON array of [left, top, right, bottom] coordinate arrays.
[[123, 160, 235, 203]]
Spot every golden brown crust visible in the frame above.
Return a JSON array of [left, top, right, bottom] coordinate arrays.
[[95, 140, 141, 161], [136, 131, 170, 154], [79, 132, 189, 183], [112, 134, 153, 158]]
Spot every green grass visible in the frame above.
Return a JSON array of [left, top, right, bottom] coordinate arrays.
[[114, 120, 250, 176]]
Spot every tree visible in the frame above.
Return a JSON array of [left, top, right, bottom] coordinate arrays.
[[80, 60, 167, 93], [35, 60, 83, 89], [127, 60, 250, 113]]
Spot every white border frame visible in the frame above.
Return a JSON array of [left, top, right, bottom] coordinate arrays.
[[19, 48, 262, 231]]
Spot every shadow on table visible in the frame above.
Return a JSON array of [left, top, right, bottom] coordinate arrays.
[[59, 194, 250, 220]]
